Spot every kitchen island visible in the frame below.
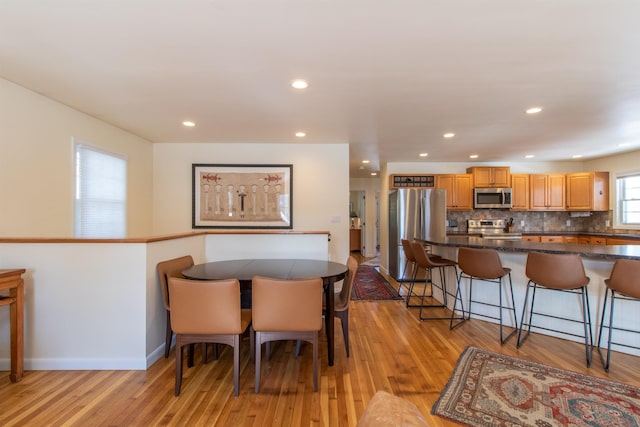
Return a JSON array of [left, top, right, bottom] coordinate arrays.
[[418, 235, 640, 357]]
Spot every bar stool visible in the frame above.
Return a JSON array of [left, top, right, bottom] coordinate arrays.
[[400, 239, 418, 305], [450, 247, 518, 344], [409, 241, 458, 321], [517, 252, 592, 367], [597, 259, 640, 372]]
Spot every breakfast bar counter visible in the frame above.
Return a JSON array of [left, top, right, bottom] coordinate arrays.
[[415, 235, 640, 357]]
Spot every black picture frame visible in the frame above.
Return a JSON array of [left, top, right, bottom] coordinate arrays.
[[192, 163, 293, 229]]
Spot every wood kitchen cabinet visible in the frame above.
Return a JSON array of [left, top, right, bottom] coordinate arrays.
[[566, 172, 609, 211], [540, 235, 566, 243], [467, 166, 511, 187], [510, 174, 529, 210], [529, 174, 566, 210], [436, 174, 473, 210], [607, 237, 640, 245], [522, 235, 541, 242]]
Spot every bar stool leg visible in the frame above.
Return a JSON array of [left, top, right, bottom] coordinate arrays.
[[597, 288, 613, 372], [581, 287, 593, 368], [450, 273, 471, 329], [498, 273, 518, 345], [517, 281, 539, 347]]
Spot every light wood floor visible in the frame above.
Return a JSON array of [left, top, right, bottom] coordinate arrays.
[[1, 253, 639, 426]]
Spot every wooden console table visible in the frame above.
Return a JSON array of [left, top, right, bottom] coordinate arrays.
[[0, 269, 26, 382]]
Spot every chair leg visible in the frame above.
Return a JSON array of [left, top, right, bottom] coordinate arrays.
[[581, 286, 593, 368], [255, 331, 262, 393], [498, 274, 517, 345], [517, 282, 538, 348], [295, 340, 302, 357], [164, 311, 172, 358], [312, 332, 318, 392], [174, 339, 183, 396], [597, 289, 613, 372], [450, 272, 468, 330], [337, 310, 350, 357], [233, 335, 240, 397]]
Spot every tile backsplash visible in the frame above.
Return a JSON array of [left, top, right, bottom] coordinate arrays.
[[446, 210, 637, 235]]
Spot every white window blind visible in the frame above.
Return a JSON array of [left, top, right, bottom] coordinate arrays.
[[75, 144, 127, 238], [616, 173, 640, 226]]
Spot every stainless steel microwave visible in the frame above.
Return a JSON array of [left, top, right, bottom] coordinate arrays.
[[473, 187, 513, 209]]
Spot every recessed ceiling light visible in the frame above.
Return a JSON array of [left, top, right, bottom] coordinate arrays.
[[618, 142, 631, 147], [469, 154, 479, 159], [371, 172, 377, 176], [572, 154, 583, 159], [443, 132, 455, 138], [526, 107, 543, 114], [291, 79, 308, 89], [525, 154, 535, 159], [182, 121, 195, 127], [419, 153, 428, 157], [295, 132, 306, 137], [362, 160, 370, 164]]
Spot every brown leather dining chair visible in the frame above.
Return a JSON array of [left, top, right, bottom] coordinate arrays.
[[157, 255, 194, 358], [401, 239, 418, 303], [252, 275, 323, 393], [168, 276, 252, 396], [331, 255, 358, 357], [597, 259, 640, 372], [517, 251, 592, 367]]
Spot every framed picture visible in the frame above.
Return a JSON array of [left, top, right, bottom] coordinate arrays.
[[192, 164, 293, 229]]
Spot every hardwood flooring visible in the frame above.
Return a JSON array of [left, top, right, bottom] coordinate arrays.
[[1, 253, 639, 426]]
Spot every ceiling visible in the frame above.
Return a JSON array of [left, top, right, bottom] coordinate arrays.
[[2, 1, 640, 178]]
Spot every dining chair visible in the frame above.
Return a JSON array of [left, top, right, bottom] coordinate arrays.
[[330, 255, 358, 357], [156, 255, 194, 358], [168, 276, 252, 396], [251, 275, 323, 393]]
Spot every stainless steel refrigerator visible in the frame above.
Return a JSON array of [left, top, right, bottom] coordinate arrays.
[[388, 188, 447, 280]]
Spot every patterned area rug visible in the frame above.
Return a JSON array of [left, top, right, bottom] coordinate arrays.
[[432, 346, 640, 426], [352, 266, 403, 301]]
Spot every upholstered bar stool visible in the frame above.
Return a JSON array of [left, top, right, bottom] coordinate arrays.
[[597, 259, 640, 372], [450, 247, 518, 344], [517, 252, 592, 367], [409, 241, 458, 321]]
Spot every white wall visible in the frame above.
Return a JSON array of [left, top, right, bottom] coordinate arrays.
[[0, 78, 154, 238], [153, 143, 349, 263]]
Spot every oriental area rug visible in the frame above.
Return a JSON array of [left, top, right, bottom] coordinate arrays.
[[352, 266, 403, 301], [432, 346, 640, 427]]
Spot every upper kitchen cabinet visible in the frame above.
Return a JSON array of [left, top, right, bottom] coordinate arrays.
[[436, 174, 473, 210], [529, 174, 566, 210], [467, 167, 511, 187], [511, 174, 530, 210], [566, 172, 609, 211]]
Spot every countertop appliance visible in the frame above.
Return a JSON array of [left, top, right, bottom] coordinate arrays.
[[474, 187, 513, 209], [388, 188, 446, 281], [467, 219, 522, 240]]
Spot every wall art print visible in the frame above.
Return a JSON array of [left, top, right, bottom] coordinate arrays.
[[192, 164, 292, 229]]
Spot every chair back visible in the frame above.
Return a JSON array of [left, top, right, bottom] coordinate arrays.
[[525, 252, 589, 289], [336, 256, 359, 311], [401, 239, 416, 263], [157, 256, 194, 311], [169, 277, 243, 335], [606, 259, 640, 299], [457, 247, 506, 279], [410, 242, 448, 269], [252, 276, 323, 332]]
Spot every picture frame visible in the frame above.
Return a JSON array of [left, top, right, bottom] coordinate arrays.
[[192, 164, 293, 229]]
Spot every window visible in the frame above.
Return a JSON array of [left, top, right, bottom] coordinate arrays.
[[616, 173, 640, 227], [74, 142, 127, 238]]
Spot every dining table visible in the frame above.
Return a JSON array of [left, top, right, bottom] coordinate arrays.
[[182, 258, 348, 366]]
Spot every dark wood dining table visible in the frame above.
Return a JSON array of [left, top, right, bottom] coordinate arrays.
[[182, 258, 348, 366]]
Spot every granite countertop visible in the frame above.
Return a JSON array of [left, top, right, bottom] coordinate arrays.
[[447, 231, 640, 240], [423, 235, 640, 261]]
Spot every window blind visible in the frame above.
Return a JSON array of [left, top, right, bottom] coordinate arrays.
[[75, 144, 127, 238]]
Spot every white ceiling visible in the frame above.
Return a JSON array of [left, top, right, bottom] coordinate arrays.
[[2, 0, 640, 178]]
